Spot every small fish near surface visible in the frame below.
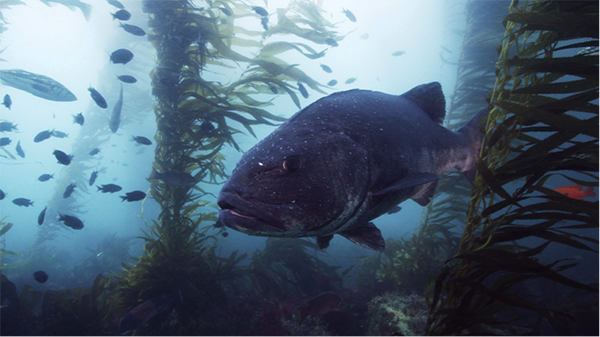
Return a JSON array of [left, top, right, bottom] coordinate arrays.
[[0, 122, 17, 132], [33, 270, 48, 284], [344, 77, 357, 84], [34, 129, 54, 143], [118, 290, 183, 335], [324, 38, 338, 47], [120, 190, 146, 202], [109, 85, 123, 133], [89, 170, 99, 186], [63, 183, 76, 198], [342, 8, 356, 22], [117, 75, 137, 83], [550, 184, 596, 201], [2, 94, 11, 109], [217, 82, 488, 251], [89, 148, 101, 156], [38, 206, 47, 225], [40, 0, 92, 21], [327, 79, 337, 87], [59, 213, 84, 230], [298, 291, 341, 324], [110, 48, 134, 65], [38, 173, 54, 182], [73, 112, 85, 125], [0, 69, 77, 102], [15, 141, 25, 158], [132, 135, 152, 145], [149, 169, 196, 187], [119, 22, 146, 36], [12, 197, 33, 207], [251, 6, 268, 16], [97, 183, 122, 193], [320, 64, 332, 73], [0, 137, 11, 146], [88, 86, 107, 109], [111, 9, 131, 20], [107, 0, 124, 9], [392, 50, 405, 57], [51, 130, 69, 138], [297, 82, 309, 99], [53, 150, 73, 165]]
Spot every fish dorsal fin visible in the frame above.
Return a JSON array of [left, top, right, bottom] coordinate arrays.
[[401, 82, 446, 124], [339, 222, 385, 251]]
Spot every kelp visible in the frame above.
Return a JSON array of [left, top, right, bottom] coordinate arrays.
[[427, 1, 599, 334], [405, 0, 509, 299], [113, 0, 340, 332]]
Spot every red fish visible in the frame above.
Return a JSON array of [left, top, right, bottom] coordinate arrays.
[[297, 291, 341, 324], [552, 184, 595, 201]]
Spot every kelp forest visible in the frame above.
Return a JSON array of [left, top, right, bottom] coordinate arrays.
[[0, 0, 597, 335]]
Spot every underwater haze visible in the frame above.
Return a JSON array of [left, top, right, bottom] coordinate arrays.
[[1, 0, 597, 336]]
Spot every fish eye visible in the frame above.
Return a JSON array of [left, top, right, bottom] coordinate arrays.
[[282, 156, 301, 173]]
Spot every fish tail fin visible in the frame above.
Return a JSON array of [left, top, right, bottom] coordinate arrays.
[[120, 196, 127, 202], [96, 185, 102, 191], [458, 107, 489, 184], [80, 3, 93, 21], [583, 186, 595, 197]]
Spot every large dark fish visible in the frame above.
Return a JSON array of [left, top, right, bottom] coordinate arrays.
[[217, 82, 487, 250], [34, 129, 54, 143], [132, 135, 152, 145], [110, 49, 134, 64], [88, 86, 107, 109], [111, 9, 131, 20], [38, 173, 54, 182], [63, 183, 76, 198], [109, 85, 123, 133], [120, 190, 146, 202], [149, 169, 195, 187], [89, 170, 99, 186], [2, 94, 11, 109], [97, 184, 122, 193], [12, 198, 33, 207], [0, 122, 17, 132], [33, 270, 48, 283], [117, 75, 137, 83], [0, 69, 77, 102], [59, 213, 84, 230], [15, 141, 25, 158], [73, 112, 85, 125], [53, 150, 72, 165], [38, 206, 47, 225], [118, 290, 183, 335], [0, 137, 11, 146], [119, 22, 146, 36]]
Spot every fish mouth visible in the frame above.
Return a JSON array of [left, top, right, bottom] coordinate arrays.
[[217, 192, 286, 234]]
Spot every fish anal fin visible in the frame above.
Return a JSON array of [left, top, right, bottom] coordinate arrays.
[[373, 172, 440, 197], [340, 222, 384, 251], [411, 181, 438, 206], [316, 235, 333, 249], [400, 82, 446, 124]]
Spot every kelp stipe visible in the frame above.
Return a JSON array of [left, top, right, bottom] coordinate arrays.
[[110, 0, 341, 334], [427, 1, 598, 335]]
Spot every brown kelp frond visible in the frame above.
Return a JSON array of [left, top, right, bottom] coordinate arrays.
[[114, 0, 341, 332], [427, 0, 598, 335]]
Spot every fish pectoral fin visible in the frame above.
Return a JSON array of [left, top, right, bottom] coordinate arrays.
[[373, 172, 440, 197], [411, 180, 438, 206], [316, 235, 334, 249], [339, 222, 384, 251]]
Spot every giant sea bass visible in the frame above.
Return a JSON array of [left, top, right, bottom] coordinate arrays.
[[217, 82, 488, 250], [0, 69, 76, 102]]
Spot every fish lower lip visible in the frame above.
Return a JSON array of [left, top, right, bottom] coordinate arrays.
[[228, 209, 255, 219]]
